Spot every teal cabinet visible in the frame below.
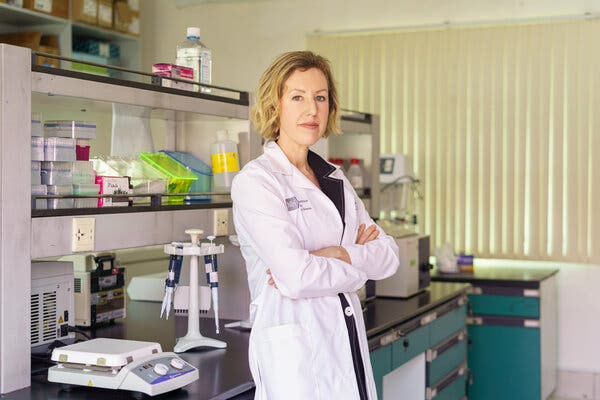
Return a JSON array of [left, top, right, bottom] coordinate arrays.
[[369, 293, 469, 400], [468, 320, 541, 400], [370, 345, 392, 400], [431, 268, 558, 400]]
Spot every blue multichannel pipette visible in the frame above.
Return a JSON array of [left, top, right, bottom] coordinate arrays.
[[160, 243, 184, 319], [203, 236, 220, 334]]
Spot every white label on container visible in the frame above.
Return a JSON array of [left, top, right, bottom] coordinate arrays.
[[83, 0, 97, 17], [34, 0, 52, 12], [99, 43, 109, 58], [98, 4, 112, 24]]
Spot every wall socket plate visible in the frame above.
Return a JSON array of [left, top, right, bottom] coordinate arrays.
[[212, 209, 229, 237], [72, 217, 95, 252]]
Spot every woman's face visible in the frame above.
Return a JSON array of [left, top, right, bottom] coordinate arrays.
[[278, 67, 329, 148]]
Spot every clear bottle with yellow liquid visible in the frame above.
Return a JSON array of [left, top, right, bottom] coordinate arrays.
[[210, 130, 239, 192]]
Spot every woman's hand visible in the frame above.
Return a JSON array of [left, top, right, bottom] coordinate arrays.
[[310, 246, 351, 264], [266, 269, 278, 288], [356, 223, 379, 245], [266, 225, 380, 287]]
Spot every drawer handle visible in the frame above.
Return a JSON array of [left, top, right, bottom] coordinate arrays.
[[466, 316, 482, 325]]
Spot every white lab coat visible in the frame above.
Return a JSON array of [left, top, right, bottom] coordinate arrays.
[[231, 141, 399, 400]]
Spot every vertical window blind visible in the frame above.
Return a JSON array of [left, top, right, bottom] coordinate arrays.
[[308, 19, 600, 263]]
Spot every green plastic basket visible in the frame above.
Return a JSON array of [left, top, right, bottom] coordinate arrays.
[[139, 152, 197, 204]]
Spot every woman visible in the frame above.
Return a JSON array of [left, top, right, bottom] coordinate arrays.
[[231, 51, 399, 400]]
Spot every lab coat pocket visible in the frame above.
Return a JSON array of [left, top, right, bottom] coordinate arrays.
[[256, 323, 316, 400]]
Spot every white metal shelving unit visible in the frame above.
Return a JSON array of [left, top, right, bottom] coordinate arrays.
[[0, 44, 260, 394], [0, 2, 141, 70]]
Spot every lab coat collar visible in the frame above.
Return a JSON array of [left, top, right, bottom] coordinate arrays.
[[262, 140, 343, 180]]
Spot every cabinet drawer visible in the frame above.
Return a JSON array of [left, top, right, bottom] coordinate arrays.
[[427, 363, 468, 400], [468, 294, 539, 318], [427, 329, 468, 385], [429, 304, 467, 345], [392, 324, 430, 368]]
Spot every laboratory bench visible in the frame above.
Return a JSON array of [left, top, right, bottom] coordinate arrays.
[[432, 267, 559, 400], [3, 282, 469, 400]]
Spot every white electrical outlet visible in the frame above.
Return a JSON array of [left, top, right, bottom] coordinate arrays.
[[212, 209, 229, 237], [72, 217, 95, 252]]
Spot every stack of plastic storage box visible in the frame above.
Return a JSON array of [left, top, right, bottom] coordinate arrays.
[[31, 113, 46, 210], [160, 150, 212, 202], [37, 120, 99, 209]]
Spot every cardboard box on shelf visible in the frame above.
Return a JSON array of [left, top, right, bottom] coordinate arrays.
[[72, 0, 98, 25], [113, 0, 140, 35], [128, 10, 139, 36], [23, 0, 69, 19], [97, 0, 112, 28], [37, 35, 60, 67], [0, 32, 60, 67]]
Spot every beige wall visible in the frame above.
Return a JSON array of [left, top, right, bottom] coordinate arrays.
[[141, 0, 599, 93]]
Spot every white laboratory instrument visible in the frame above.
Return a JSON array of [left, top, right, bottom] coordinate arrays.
[[31, 262, 75, 350], [47, 338, 199, 396], [379, 153, 413, 184], [163, 229, 227, 352]]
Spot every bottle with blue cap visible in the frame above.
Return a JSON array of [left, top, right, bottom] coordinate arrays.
[[176, 27, 212, 93]]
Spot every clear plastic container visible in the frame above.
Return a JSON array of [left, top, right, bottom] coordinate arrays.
[[31, 161, 41, 185], [76, 138, 91, 161], [210, 130, 239, 192], [47, 185, 74, 209], [176, 27, 212, 93], [44, 137, 76, 161], [92, 157, 168, 204], [160, 150, 212, 202], [41, 161, 73, 185], [73, 183, 100, 208], [31, 136, 45, 161], [348, 158, 364, 189], [31, 184, 47, 210], [139, 152, 197, 204], [43, 120, 97, 139], [72, 161, 96, 185]]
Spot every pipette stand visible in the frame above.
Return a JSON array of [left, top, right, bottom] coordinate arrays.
[[164, 229, 227, 353]]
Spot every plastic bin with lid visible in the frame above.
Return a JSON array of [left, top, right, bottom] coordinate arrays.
[[41, 161, 73, 185], [92, 157, 168, 204], [31, 184, 47, 210], [73, 183, 100, 208], [160, 150, 212, 202], [139, 152, 197, 204], [47, 185, 74, 209]]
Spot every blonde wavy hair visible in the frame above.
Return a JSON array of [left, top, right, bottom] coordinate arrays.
[[251, 51, 341, 140]]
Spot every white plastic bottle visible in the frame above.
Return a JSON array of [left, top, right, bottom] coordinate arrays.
[[210, 130, 240, 192], [176, 27, 212, 93], [348, 158, 364, 189]]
